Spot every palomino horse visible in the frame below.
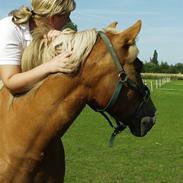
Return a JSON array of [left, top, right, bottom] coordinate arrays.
[[0, 20, 156, 182]]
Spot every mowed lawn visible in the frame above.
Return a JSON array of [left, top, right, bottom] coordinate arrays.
[[63, 80, 183, 183]]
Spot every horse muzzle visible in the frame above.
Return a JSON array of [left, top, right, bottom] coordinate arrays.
[[128, 98, 157, 137], [129, 113, 156, 137]]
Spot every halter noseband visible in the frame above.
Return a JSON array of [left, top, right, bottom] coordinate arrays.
[[91, 31, 150, 146]]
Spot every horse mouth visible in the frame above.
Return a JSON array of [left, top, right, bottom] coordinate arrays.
[[139, 115, 156, 136], [129, 112, 157, 137]]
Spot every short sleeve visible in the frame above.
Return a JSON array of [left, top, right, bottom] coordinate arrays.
[[0, 19, 23, 65]]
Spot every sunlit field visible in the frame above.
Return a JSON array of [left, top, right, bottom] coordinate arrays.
[[63, 80, 183, 183]]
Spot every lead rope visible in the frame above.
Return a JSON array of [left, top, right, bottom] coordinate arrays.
[[99, 111, 127, 147], [109, 123, 126, 147]]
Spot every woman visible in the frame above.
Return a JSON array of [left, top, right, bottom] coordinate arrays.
[[0, 0, 77, 94]]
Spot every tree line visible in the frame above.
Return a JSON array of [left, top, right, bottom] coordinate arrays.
[[143, 50, 183, 74]]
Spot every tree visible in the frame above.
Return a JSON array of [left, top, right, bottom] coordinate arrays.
[[150, 49, 159, 65], [159, 61, 170, 73], [143, 49, 183, 74], [174, 63, 183, 73]]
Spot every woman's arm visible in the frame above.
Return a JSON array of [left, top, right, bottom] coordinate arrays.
[[0, 52, 73, 94]]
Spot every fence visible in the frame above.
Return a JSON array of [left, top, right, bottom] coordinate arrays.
[[143, 78, 171, 92], [142, 73, 183, 80]]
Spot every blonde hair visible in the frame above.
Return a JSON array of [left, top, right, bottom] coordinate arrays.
[[10, 0, 76, 25], [21, 28, 97, 73]]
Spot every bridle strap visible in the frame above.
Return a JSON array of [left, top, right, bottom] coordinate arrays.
[[97, 79, 124, 112], [93, 31, 129, 146], [96, 31, 128, 113], [98, 31, 124, 73]]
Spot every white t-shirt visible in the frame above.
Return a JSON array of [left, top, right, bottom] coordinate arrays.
[[0, 16, 32, 65]]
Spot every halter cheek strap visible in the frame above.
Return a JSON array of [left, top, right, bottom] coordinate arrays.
[[94, 31, 128, 146], [96, 31, 127, 112]]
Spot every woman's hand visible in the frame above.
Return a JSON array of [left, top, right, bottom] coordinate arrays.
[[44, 30, 77, 73], [46, 52, 76, 73], [44, 30, 62, 42]]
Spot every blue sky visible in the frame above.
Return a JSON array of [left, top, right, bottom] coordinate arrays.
[[0, 0, 182, 65]]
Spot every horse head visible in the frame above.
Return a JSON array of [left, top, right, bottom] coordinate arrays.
[[83, 20, 156, 138]]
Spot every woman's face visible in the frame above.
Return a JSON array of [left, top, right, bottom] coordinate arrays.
[[50, 13, 71, 30]]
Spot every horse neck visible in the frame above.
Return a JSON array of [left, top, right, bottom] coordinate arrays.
[[23, 73, 88, 138]]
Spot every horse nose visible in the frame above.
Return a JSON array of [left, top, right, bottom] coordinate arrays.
[[140, 114, 156, 133]]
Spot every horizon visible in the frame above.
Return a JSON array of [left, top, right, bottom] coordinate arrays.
[[0, 0, 182, 65]]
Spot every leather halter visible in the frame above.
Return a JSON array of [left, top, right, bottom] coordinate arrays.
[[91, 31, 150, 146], [96, 31, 127, 112]]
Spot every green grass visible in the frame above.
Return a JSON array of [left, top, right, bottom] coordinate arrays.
[[63, 80, 183, 183]]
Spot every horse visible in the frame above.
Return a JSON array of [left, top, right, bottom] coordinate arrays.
[[0, 20, 156, 182]]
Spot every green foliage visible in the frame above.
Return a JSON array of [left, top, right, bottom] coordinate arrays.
[[144, 61, 183, 74], [143, 62, 160, 73], [143, 50, 183, 73], [150, 49, 159, 65]]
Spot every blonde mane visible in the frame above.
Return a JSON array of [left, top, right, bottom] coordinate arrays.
[[21, 28, 98, 72]]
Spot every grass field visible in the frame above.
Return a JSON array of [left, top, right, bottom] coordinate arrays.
[[63, 80, 183, 183]]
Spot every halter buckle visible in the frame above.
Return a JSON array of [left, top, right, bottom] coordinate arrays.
[[119, 71, 127, 82]]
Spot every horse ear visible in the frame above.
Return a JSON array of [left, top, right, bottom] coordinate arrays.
[[120, 20, 142, 45], [105, 21, 118, 29]]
